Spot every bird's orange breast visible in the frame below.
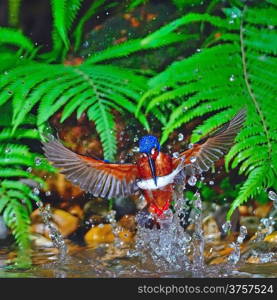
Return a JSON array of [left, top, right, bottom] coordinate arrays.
[[137, 152, 173, 179], [137, 152, 174, 216]]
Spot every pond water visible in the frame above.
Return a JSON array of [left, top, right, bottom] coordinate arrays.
[[0, 190, 276, 278]]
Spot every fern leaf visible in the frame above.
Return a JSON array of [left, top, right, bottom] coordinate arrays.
[[0, 27, 35, 52]]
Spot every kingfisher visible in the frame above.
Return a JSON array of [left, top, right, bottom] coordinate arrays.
[[43, 110, 246, 228]]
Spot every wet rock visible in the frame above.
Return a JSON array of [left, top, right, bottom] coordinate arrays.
[[67, 205, 84, 219], [84, 224, 114, 246], [118, 214, 136, 232], [51, 209, 79, 236], [246, 256, 260, 264], [264, 231, 277, 243], [118, 229, 134, 244], [113, 197, 137, 219], [31, 208, 79, 237], [202, 216, 221, 241], [254, 202, 273, 218], [209, 256, 228, 265], [30, 233, 53, 248], [84, 199, 110, 217], [0, 216, 8, 240], [84, 224, 134, 246]]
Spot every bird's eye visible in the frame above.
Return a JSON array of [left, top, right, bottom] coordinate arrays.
[[151, 148, 156, 155]]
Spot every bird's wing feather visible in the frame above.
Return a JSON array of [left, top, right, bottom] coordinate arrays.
[[42, 139, 139, 198], [173, 109, 246, 176]]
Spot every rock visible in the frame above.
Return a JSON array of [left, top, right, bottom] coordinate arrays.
[[264, 231, 277, 243], [246, 256, 260, 264], [31, 208, 79, 237], [84, 224, 114, 246], [0, 217, 8, 240], [202, 216, 221, 241], [67, 205, 84, 219], [118, 229, 134, 243], [118, 214, 136, 232], [83, 199, 110, 217], [254, 202, 273, 218], [51, 209, 79, 236], [113, 197, 136, 218], [209, 256, 228, 265], [84, 224, 135, 246], [30, 233, 53, 248]]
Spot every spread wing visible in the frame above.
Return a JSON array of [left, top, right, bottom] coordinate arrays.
[[42, 139, 139, 198], [173, 109, 246, 176]]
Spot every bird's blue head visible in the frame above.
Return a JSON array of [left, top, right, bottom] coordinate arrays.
[[138, 135, 160, 187], [139, 135, 160, 154]]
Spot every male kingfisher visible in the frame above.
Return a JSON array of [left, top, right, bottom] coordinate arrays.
[[43, 110, 246, 227]]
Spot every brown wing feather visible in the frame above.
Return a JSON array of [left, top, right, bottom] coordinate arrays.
[[42, 139, 139, 198], [173, 109, 246, 175]]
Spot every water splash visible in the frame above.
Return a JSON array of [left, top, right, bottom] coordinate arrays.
[[227, 226, 247, 265], [191, 192, 205, 277], [36, 200, 67, 263], [106, 210, 123, 248]]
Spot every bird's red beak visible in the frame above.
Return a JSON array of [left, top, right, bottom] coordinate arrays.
[[147, 154, 157, 186]]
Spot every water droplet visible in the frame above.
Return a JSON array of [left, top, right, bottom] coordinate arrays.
[[7, 91, 13, 95], [35, 157, 42, 166], [36, 201, 43, 208], [231, 11, 238, 19], [222, 221, 231, 234], [26, 167, 32, 173], [45, 191, 51, 196], [178, 133, 184, 141], [196, 48, 201, 53], [229, 74, 235, 82], [4, 71, 8, 75], [5, 148, 11, 154], [237, 226, 247, 244], [268, 190, 277, 201], [172, 152, 179, 158], [182, 106, 188, 112], [33, 187, 40, 195], [190, 156, 196, 163], [188, 176, 197, 186], [209, 180, 214, 185], [188, 143, 194, 149], [132, 146, 139, 152], [268, 25, 274, 30], [83, 41, 89, 48]]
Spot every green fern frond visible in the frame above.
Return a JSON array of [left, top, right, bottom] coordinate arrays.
[[140, 4, 277, 217], [50, 0, 70, 49], [85, 31, 197, 64], [1, 62, 148, 161], [0, 126, 55, 250], [226, 166, 268, 219], [0, 27, 35, 52]]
